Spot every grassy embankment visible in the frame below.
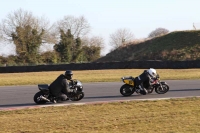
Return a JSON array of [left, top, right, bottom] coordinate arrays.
[[96, 30, 200, 62]]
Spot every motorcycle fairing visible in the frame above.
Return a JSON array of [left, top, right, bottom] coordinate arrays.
[[121, 76, 135, 86]]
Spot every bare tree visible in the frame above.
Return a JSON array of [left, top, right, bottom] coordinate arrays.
[[81, 36, 104, 61], [82, 36, 104, 49], [148, 27, 169, 38], [56, 15, 91, 38], [0, 8, 56, 43], [109, 28, 135, 49]]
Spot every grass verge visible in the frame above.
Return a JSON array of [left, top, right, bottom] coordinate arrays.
[[0, 69, 200, 86], [0, 97, 200, 133]]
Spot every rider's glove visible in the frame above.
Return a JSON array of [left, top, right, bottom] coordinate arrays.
[[149, 78, 155, 85], [69, 80, 75, 88], [71, 80, 77, 85], [150, 78, 154, 83]]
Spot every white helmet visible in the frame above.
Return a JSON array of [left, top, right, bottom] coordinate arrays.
[[147, 68, 157, 78]]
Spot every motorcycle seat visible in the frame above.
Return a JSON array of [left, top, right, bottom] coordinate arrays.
[[38, 84, 49, 90]]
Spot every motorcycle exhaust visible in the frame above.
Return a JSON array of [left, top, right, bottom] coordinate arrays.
[[39, 95, 50, 102]]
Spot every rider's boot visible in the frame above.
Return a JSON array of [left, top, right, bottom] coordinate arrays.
[[138, 85, 148, 95], [135, 88, 141, 94]]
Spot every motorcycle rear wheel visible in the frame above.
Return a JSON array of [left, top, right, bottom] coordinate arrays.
[[34, 91, 47, 104], [120, 84, 134, 96]]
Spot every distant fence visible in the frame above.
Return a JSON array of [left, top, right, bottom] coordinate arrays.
[[0, 60, 200, 73]]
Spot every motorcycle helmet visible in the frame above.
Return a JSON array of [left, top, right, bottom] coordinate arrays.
[[65, 70, 73, 80], [147, 68, 157, 78]]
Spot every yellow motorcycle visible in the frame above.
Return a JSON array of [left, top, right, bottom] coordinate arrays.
[[120, 75, 169, 96]]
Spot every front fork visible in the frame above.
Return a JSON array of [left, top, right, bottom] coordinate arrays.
[[159, 82, 166, 91]]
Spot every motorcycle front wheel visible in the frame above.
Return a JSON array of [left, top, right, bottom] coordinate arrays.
[[120, 84, 134, 96], [70, 92, 85, 101], [155, 84, 169, 94]]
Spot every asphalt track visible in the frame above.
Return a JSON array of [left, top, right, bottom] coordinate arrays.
[[0, 80, 200, 110]]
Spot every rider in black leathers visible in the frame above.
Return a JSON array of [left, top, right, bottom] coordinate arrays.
[[134, 68, 157, 95], [49, 70, 75, 102]]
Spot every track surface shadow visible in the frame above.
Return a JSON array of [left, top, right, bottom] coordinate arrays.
[[169, 88, 200, 92]]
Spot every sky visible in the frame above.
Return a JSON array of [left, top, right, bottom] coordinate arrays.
[[0, 0, 200, 56]]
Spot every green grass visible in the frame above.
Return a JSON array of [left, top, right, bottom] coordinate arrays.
[[0, 69, 200, 86], [96, 30, 200, 62], [0, 97, 200, 133]]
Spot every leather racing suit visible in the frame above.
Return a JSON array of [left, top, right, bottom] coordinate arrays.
[[49, 74, 72, 101], [134, 70, 153, 95]]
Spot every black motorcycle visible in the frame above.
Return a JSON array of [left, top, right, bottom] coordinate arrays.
[[120, 75, 169, 96], [34, 79, 84, 104]]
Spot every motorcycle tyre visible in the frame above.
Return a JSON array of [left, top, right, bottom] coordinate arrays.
[[34, 91, 47, 104], [120, 84, 134, 97], [155, 84, 169, 94], [70, 92, 85, 101]]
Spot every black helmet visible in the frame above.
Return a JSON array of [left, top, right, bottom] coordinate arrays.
[[65, 70, 73, 80]]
